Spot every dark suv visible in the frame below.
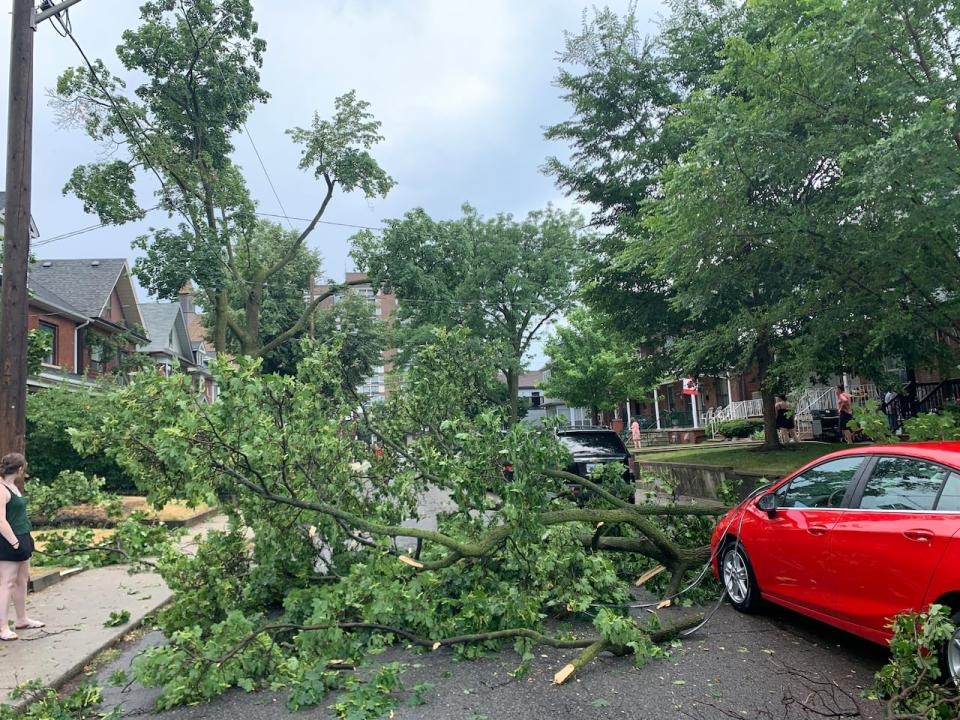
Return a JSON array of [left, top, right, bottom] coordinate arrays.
[[557, 428, 636, 502]]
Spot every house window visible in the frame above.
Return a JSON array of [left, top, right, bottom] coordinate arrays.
[[89, 344, 104, 373], [37, 321, 58, 366]]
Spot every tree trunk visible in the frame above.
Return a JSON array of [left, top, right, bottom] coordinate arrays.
[[243, 282, 262, 357], [214, 289, 229, 354], [756, 338, 780, 450], [506, 368, 519, 425]]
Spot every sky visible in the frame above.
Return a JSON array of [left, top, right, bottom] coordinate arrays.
[[1, 0, 667, 363]]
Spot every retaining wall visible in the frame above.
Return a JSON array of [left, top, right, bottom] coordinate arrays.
[[635, 460, 781, 501]]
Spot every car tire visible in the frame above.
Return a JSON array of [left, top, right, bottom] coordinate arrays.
[[720, 540, 761, 614], [939, 609, 960, 686]]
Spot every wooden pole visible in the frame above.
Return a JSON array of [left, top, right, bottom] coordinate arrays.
[[0, 0, 35, 459]]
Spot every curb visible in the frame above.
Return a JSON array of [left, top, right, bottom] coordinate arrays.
[[28, 566, 86, 593], [161, 506, 220, 529]]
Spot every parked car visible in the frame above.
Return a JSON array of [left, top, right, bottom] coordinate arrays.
[[710, 442, 960, 682], [557, 427, 637, 502]]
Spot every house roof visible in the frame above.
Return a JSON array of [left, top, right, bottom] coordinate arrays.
[[0, 191, 40, 238], [518, 370, 547, 388], [30, 258, 145, 329], [27, 277, 89, 322], [138, 302, 193, 363]]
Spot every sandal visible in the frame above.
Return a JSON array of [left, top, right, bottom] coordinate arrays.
[[14, 619, 44, 629], [0, 631, 18, 641]]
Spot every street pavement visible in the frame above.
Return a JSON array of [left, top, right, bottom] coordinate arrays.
[[88, 597, 887, 719]]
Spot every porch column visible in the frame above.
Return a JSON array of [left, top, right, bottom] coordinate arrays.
[[625, 399, 632, 426], [653, 388, 662, 430], [691, 391, 699, 428], [726, 374, 733, 405]]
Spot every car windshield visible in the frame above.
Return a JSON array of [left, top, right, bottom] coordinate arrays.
[[559, 432, 625, 456]]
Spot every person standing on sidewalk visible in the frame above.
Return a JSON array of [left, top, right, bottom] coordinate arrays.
[[0, 453, 43, 640]]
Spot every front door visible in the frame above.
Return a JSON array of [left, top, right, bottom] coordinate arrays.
[[827, 456, 957, 635], [750, 456, 866, 614]]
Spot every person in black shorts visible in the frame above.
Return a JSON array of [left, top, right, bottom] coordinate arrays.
[[775, 394, 798, 444], [0, 453, 43, 640]]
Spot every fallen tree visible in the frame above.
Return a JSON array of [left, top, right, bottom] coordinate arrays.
[[76, 329, 728, 713]]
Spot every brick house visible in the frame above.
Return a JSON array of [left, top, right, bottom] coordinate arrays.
[[28, 258, 147, 384]]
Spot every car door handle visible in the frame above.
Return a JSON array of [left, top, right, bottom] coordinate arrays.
[[904, 529, 934, 542], [807, 525, 829, 536]]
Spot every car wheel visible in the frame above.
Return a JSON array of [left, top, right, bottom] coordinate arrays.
[[940, 609, 960, 686], [720, 541, 761, 613]]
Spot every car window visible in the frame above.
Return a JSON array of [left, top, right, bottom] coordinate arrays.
[[935, 472, 960, 511], [559, 433, 625, 455], [777, 456, 863, 509], [858, 457, 949, 511]]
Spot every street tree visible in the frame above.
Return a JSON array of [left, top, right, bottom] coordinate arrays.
[[351, 204, 585, 422], [53, 0, 393, 357], [543, 307, 646, 421]]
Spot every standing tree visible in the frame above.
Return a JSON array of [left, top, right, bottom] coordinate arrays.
[[54, 0, 393, 357], [352, 204, 585, 422], [543, 308, 646, 421]]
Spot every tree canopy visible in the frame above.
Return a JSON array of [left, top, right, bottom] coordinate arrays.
[[543, 308, 646, 415], [545, 0, 960, 445], [54, 0, 393, 357], [351, 204, 586, 422]]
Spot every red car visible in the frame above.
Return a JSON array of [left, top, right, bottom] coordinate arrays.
[[711, 442, 960, 682]]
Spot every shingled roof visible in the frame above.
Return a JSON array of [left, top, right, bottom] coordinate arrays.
[[139, 302, 192, 363], [30, 258, 144, 330]]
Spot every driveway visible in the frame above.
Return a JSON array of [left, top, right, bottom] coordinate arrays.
[[91, 599, 887, 720]]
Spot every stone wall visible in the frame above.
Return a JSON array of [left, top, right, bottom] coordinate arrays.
[[635, 460, 781, 501]]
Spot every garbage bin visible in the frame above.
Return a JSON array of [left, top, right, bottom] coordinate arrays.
[[811, 409, 841, 442]]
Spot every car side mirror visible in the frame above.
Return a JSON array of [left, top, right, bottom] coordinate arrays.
[[756, 493, 777, 517]]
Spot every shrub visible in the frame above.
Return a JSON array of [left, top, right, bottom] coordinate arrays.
[[29, 470, 121, 521], [873, 604, 959, 719], [26, 385, 135, 493], [714, 418, 763, 438]]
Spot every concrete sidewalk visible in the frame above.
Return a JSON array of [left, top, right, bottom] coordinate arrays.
[[0, 515, 227, 708]]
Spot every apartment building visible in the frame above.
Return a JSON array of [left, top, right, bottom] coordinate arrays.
[[307, 272, 396, 402]]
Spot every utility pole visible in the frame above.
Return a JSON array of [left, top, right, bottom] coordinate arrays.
[[0, 0, 37, 462], [1, 0, 84, 464]]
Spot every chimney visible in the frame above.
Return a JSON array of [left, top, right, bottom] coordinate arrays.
[[178, 281, 195, 315]]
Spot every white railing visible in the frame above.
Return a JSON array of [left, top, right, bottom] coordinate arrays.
[[793, 385, 836, 439], [715, 398, 763, 422], [707, 398, 764, 436]]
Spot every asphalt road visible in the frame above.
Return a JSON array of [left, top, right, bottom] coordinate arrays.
[[90, 598, 887, 720]]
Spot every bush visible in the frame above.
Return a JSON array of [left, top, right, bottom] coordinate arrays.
[[26, 385, 135, 493], [714, 418, 763, 438], [29, 470, 121, 521], [873, 604, 959, 719]]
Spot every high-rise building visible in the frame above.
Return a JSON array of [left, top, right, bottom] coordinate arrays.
[[307, 272, 396, 402]]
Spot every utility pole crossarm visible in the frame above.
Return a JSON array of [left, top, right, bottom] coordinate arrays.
[[34, 0, 85, 26]]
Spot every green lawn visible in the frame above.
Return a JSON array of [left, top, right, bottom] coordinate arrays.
[[632, 442, 838, 476]]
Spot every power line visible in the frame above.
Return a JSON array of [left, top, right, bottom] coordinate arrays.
[[254, 211, 384, 232]]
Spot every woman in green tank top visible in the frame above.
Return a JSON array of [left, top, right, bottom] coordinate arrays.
[[0, 453, 43, 640]]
